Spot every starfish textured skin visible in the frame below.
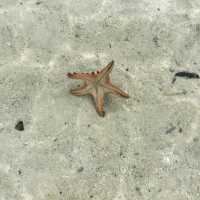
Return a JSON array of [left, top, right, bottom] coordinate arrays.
[[67, 60, 129, 117]]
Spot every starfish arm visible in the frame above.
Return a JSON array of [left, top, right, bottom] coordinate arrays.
[[67, 72, 94, 82], [97, 60, 114, 82], [91, 88, 105, 117], [70, 83, 90, 96], [104, 83, 129, 98]]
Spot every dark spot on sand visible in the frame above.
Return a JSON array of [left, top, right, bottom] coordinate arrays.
[[77, 166, 84, 173], [15, 121, 24, 131]]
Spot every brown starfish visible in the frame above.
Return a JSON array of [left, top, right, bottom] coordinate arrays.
[[67, 60, 129, 117]]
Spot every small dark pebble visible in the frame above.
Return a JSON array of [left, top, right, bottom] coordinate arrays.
[[126, 68, 129, 71], [77, 166, 84, 173], [18, 170, 22, 175], [132, 165, 137, 169], [120, 151, 126, 158], [165, 126, 176, 134], [193, 137, 199, 142], [36, 1, 42, 5], [87, 124, 91, 128], [109, 43, 112, 48], [179, 127, 183, 133], [89, 195, 94, 198], [157, 8, 160, 11], [153, 36, 160, 47], [59, 191, 62, 195], [135, 187, 142, 195], [15, 121, 24, 131]]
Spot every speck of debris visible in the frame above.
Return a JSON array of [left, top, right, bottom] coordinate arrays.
[[109, 43, 111, 48], [193, 137, 199, 142], [157, 8, 160, 11], [75, 33, 80, 38], [59, 191, 63, 195], [132, 165, 137, 169], [135, 187, 142, 195], [153, 36, 160, 47], [126, 68, 129, 71], [18, 170, 22, 175], [89, 195, 94, 198], [120, 150, 126, 158], [179, 127, 183, 133], [77, 166, 84, 173], [36, 1, 42, 5], [165, 126, 176, 134], [134, 152, 139, 156], [15, 121, 24, 131], [87, 124, 91, 128]]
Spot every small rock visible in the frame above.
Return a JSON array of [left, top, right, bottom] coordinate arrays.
[[18, 170, 22, 175], [77, 166, 84, 173], [15, 121, 24, 131], [179, 127, 183, 133], [36, 1, 42, 5], [165, 126, 176, 134]]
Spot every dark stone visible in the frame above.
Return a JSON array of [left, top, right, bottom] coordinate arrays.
[[179, 127, 183, 133], [135, 186, 142, 195], [77, 166, 84, 173], [153, 36, 160, 47], [165, 126, 176, 134], [15, 121, 24, 131], [36, 1, 42, 5]]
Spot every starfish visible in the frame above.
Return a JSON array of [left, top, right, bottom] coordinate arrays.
[[67, 60, 129, 117]]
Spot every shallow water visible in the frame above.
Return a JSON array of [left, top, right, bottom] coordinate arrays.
[[0, 0, 200, 199]]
